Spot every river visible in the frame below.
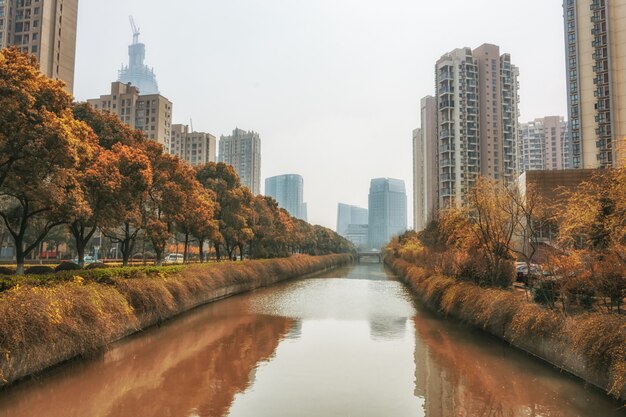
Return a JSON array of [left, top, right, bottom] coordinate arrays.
[[0, 263, 623, 417]]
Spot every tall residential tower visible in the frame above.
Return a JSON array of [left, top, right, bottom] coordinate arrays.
[[219, 128, 262, 195], [0, 0, 79, 92], [564, 0, 626, 167], [435, 44, 520, 208], [413, 95, 438, 231]]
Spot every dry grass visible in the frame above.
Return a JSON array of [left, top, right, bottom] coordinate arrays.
[[388, 256, 626, 399], [0, 254, 352, 386]]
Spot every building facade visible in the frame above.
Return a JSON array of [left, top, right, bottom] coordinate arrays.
[[413, 96, 438, 231], [170, 124, 216, 167], [435, 44, 520, 209], [218, 128, 261, 195], [265, 174, 307, 221], [87, 82, 173, 149], [368, 178, 407, 250], [564, 0, 626, 168], [0, 0, 79, 92], [336, 203, 368, 237], [519, 116, 569, 173]]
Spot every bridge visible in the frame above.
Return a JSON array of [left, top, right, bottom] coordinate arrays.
[[357, 251, 382, 263]]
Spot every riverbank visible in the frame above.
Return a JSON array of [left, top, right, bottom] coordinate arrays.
[[0, 254, 353, 386], [386, 256, 626, 401]]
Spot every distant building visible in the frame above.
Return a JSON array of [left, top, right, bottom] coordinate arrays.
[[519, 117, 569, 173], [368, 178, 407, 249], [170, 124, 216, 166], [345, 224, 369, 249], [118, 20, 159, 95], [219, 128, 261, 195], [563, 0, 626, 168], [265, 174, 307, 221], [87, 82, 173, 149], [413, 95, 438, 231], [336, 203, 368, 237], [0, 0, 79, 92]]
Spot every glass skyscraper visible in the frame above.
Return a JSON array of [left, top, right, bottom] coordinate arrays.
[[368, 178, 407, 249], [265, 174, 307, 221]]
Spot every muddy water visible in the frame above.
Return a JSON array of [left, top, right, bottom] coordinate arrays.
[[0, 264, 623, 417]]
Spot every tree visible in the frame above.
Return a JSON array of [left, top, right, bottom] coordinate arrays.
[[175, 186, 217, 263], [0, 48, 96, 274], [196, 163, 253, 261], [464, 177, 519, 287], [70, 102, 149, 266], [100, 144, 152, 266]]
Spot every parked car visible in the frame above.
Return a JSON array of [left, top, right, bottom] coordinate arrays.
[[72, 255, 96, 264], [515, 262, 540, 284], [164, 253, 184, 263]]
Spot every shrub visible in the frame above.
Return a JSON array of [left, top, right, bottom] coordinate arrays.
[[0, 267, 13, 276], [532, 279, 559, 306], [55, 262, 82, 272], [24, 265, 55, 275], [86, 262, 108, 270]]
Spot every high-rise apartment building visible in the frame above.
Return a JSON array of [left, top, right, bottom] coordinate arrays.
[[87, 82, 173, 149], [436, 47, 481, 209], [0, 0, 79, 93], [435, 44, 520, 208], [218, 128, 261, 195], [265, 174, 307, 221], [368, 178, 407, 250], [519, 116, 569, 173], [118, 20, 159, 95], [413, 96, 438, 231], [170, 124, 216, 167], [336, 203, 368, 237], [474, 44, 520, 184], [564, 0, 626, 168]]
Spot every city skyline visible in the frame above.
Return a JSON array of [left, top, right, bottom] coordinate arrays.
[[70, 0, 568, 229]]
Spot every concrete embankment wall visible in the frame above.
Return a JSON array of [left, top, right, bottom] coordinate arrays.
[[386, 257, 625, 401], [0, 254, 353, 386]]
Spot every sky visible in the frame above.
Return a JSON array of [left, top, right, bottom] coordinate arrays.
[[74, 0, 568, 230]]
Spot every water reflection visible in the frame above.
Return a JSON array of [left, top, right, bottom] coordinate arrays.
[[412, 307, 624, 417], [0, 264, 622, 417], [0, 307, 292, 417]]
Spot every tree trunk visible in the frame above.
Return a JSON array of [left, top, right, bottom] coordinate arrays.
[[155, 248, 163, 266], [198, 238, 205, 263], [238, 243, 244, 261], [214, 243, 221, 261], [183, 232, 190, 264]]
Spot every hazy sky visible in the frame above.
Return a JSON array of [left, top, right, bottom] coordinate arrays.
[[74, 0, 567, 230]]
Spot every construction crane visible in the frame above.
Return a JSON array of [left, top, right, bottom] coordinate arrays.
[[129, 16, 140, 44]]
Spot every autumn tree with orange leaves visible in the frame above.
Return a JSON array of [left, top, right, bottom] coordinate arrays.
[[0, 48, 97, 274]]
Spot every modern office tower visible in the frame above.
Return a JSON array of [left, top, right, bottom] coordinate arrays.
[[413, 96, 438, 231], [435, 44, 520, 208], [0, 0, 79, 93], [265, 174, 307, 221], [336, 203, 368, 237], [87, 82, 173, 149], [564, 0, 626, 168], [170, 124, 216, 166], [368, 178, 407, 250], [218, 128, 261, 195], [118, 18, 159, 95], [436, 47, 481, 209], [473, 44, 520, 184], [519, 117, 569, 173]]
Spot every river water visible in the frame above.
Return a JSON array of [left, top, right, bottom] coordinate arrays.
[[0, 264, 623, 417]]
